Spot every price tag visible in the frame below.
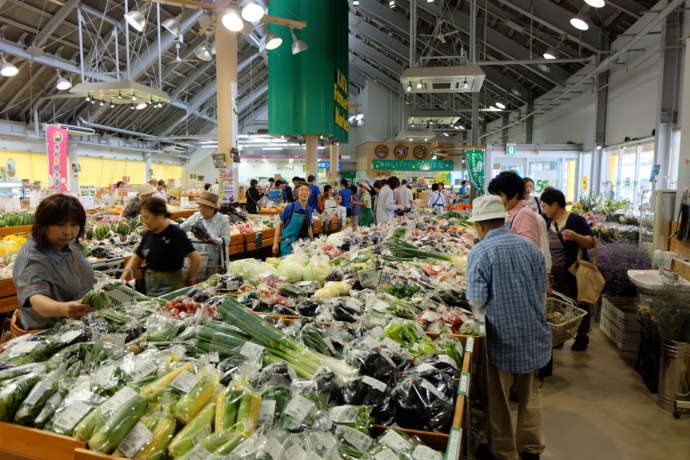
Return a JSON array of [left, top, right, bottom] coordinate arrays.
[[379, 429, 412, 453], [58, 330, 82, 344], [437, 354, 458, 369], [421, 378, 447, 401], [10, 341, 39, 356], [458, 372, 470, 396], [240, 341, 265, 360], [129, 359, 155, 381], [284, 395, 315, 425], [337, 425, 372, 451], [374, 448, 398, 460], [412, 444, 442, 460], [54, 401, 92, 431], [171, 370, 199, 394], [361, 375, 387, 392], [258, 399, 276, 426], [24, 381, 49, 407], [465, 336, 475, 353], [101, 386, 138, 418], [118, 422, 152, 458], [330, 405, 359, 424], [445, 428, 462, 460], [192, 424, 212, 443]]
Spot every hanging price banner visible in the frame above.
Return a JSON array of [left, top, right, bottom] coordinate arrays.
[[46, 125, 69, 193]]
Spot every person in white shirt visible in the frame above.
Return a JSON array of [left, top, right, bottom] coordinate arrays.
[[154, 180, 168, 202], [429, 183, 447, 213], [376, 176, 404, 224], [396, 180, 414, 212]]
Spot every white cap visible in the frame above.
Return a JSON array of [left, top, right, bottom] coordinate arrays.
[[468, 195, 508, 222]]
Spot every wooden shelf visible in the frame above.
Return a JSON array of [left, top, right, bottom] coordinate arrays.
[[0, 225, 32, 237], [0, 422, 84, 460]]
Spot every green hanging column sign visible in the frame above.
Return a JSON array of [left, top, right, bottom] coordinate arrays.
[[466, 149, 485, 192], [268, 0, 349, 143]]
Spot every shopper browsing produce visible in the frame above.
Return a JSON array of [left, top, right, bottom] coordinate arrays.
[[273, 183, 314, 256], [13, 194, 96, 330], [352, 182, 373, 228], [429, 183, 447, 213], [318, 184, 338, 212], [277, 179, 294, 203], [396, 179, 414, 212], [121, 184, 156, 219], [179, 191, 230, 281], [459, 180, 470, 203], [307, 175, 321, 212], [488, 172, 543, 248], [466, 195, 550, 460], [245, 179, 264, 214], [154, 180, 168, 202], [122, 198, 201, 296], [376, 176, 403, 224], [339, 179, 353, 218], [540, 187, 596, 351]]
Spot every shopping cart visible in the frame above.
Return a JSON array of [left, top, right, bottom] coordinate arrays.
[[188, 238, 228, 283], [546, 291, 588, 347]]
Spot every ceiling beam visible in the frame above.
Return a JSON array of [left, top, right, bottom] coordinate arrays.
[[607, 1, 645, 19], [29, 0, 80, 50]]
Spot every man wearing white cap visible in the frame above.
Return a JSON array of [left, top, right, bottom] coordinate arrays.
[[467, 195, 551, 460]]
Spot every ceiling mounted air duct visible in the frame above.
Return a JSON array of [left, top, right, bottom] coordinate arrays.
[[400, 66, 485, 93]]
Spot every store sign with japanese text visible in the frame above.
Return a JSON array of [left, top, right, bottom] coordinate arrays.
[[318, 160, 343, 169], [334, 68, 349, 132], [46, 125, 68, 193], [372, 159, 453, 171]]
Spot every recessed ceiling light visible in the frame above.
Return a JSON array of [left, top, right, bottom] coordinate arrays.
[[543, 47, 558, 60], [135, 102, 147, 110], [570, 16, 589, 31], [353, 0, 360, 5], [495, 102, 506, 109], [389, 1, 396, 8], [585, 0, 605, 7]]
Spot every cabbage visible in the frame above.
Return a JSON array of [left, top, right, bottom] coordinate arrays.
[[278, 254, 308, 283], [227, 258, 276, 282], [304, 255, 332, 283], [314, 281, 351, 299]]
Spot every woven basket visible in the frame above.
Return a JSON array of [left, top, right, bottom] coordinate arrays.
[[546, 291, 588, 347]]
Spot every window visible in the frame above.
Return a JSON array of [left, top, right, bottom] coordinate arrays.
[[601, 139, 655, 208]]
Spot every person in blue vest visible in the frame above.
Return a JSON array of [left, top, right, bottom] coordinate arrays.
[[338, 179, 353, 218], [307, 175, 320, 212], [277, 179, 294, 203], [272, 183, 313, 256]]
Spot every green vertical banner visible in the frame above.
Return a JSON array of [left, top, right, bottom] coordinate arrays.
[[466, 149, 485, 192], [268, 0, 349, 143]]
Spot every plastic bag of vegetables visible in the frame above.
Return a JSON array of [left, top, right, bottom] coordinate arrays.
[[277, 253, 308, 283], [313, 281, 351, 299], [14, 367, 64, 426], [303, 254, 332, 283], [0, 372, 42, 422], [49, 379, 107, 436]]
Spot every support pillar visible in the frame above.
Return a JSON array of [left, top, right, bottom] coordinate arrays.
[[675, 5, 690, 216], [215, 17, 239, 201], [329, 143, 339, 183], [501, 113, 509, 144], [471, 92, 479, 146], [525, 92, 534, 144], [590, 53, 609, 195], [305, 134, 318, 179], [69, 142, 79, 193], [144, 153, 153, 182], [655, 9, 683, 185]]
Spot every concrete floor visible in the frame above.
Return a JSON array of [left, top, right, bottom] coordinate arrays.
[[541, 327, 690, 460]]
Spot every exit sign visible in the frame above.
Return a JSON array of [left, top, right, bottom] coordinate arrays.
[[506, 143, 517, 155]]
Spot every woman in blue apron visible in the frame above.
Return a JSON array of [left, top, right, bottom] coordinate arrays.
[[272, 183, 314, 256]]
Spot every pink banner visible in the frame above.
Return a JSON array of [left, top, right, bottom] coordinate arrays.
[[46, 125, 69, 193]]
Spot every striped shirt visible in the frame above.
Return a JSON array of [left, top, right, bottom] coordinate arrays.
[[466, 227, 551, 373]]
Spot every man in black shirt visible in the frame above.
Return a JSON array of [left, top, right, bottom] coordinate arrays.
[[277, 180, 294, 203], [246, 179, 264, 214]]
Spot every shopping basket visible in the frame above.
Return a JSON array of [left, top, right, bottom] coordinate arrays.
[[95, 274, 144, 310], [546, 290, 588, 347]]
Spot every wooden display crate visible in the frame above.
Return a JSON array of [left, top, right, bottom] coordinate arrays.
[[0, 278, 17, 314], [0, 422, 84, 460], [245, 229, 274, 251], [600, 296, 641, 352], [169, 209, 195, 220], [0, 225, 32, 237]]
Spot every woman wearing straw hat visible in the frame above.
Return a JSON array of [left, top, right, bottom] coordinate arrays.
[[180, 191, 230, 281], [121, 184, 157, 219]]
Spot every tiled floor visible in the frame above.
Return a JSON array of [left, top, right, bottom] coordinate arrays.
[[541, 327, 690, 460]]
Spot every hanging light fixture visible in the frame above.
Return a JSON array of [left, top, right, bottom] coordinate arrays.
[[85, 95, 91, 102], [161, 15, 181, 36], [109, 101, 115, 108], [55, 71, 71, 90], [495, 102, 506, 110], [406, 83, 412, 92], [136, 102, 147, 110], [389, 0, 396, 8], [222, 8, 244, 32], [241, 1, 265, 22], [195, 43, 213, 61], [117, 92, 123, 100], [543, 47, 558, 60], [265, 31, 283, 50], [0, 54, 18, 77], [291, 28, 308, 55], [416, 81, 423, 89], [353, 0, 360, 5], [90, 98, 96, 104], [99, 100, 105, 106], [129, 104, 136, 110], [570, 15, 589, 31], [124, 10, 146, 32], [585, 0, 605, 7]]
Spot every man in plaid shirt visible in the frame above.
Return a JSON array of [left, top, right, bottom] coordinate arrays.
[[466, 195, 551, 460]]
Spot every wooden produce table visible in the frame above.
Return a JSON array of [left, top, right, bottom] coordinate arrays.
[[0, 278, 17, 313], [0, 225, 32, 237], [168, 209, 195, 220], [258, 208, 281, 215]]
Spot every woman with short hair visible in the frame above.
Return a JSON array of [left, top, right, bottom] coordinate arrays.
[[122, 198, 201, 296], [13, 194, 96, 331], [273, 183, 314, 256]]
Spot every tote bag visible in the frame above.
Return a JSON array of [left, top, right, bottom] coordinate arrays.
[[568, 247, 605, 304]]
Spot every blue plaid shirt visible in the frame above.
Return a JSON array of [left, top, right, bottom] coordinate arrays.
[[466, 227, 551, 373]]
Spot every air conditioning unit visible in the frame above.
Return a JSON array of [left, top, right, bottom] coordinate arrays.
[[162, 144, 187, 154], [45, 124, 96, 136]]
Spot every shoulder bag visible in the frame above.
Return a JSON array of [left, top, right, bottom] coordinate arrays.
[[568, 246, 605, 304]]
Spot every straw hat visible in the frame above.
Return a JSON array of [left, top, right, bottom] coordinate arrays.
[[138, 184, 157, 196], [197, 191, 220, 209]]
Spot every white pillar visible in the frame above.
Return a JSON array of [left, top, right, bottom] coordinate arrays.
[[144, 153, 153, 182], [216, 17, 239, 201], [329, 143, 339, 183], [69, 142, 79, 193], [675, 30, 690, 216], [305, 135, 318, 179]]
